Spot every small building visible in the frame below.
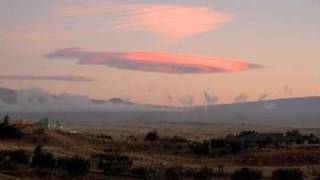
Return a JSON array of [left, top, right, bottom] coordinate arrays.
[[34, 117, 63, 129], [12, 119, 34, 129]]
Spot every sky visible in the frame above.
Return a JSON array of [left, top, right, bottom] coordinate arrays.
[[0, 0, 319, 106]]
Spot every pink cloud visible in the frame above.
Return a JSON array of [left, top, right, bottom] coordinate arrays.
[[62, 4, 234, 41], [45, 48, 262, 74]]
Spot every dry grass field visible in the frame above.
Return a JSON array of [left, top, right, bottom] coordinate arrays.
[[63, 120, 309, 140], [0, 120, 319, 179]]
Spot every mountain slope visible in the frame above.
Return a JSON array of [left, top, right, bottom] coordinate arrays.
[[0, 87, 319, 128]]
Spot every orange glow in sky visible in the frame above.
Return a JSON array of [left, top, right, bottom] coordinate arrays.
[[45, 48, 259, 74], [124, 52, 255, 73]]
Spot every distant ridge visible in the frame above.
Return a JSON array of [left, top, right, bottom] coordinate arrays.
[[91, 98, 133, 105], [0, 87, 319, 128]]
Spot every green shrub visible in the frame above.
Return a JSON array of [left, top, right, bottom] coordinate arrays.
[[145, 130, 159, 141], [272, 168, 304, 180], [232, 168, 262, 180]]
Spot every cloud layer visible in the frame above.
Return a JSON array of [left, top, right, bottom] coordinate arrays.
[[0, 75, 96, 82], [45, 48, 261, 74], [62, 4, 233, 41], [0, 88, 173, 113]]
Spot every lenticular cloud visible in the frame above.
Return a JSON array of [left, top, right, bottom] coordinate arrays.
[[45, 48, 261, 74], [62, 4, 233, 41]]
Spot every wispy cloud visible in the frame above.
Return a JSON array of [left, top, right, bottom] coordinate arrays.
[[45, 48, 261, 74], [0, 75, 96, 82], [62, 4, 234, 41]]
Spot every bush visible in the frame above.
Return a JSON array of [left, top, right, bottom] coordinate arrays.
[[10, 150, 29, 164], [231, 168, 262, 180], [239, 131, 257, 137], [286, 130, 302, 137], [145, 130, 159, 141], [165, 165, 185, 180], [98, 154, 132, 175], [272, 168, 304, 180], [193, 166, 214, 180], [57, 156, 90, 176], [31, 146, 56, 168]]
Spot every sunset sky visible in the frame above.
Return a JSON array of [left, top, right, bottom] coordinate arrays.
[[1, 0, 319, 106]]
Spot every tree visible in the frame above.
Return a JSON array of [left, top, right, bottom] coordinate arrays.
[[3, 114, 10, 126], [0, 122, 23, 139], [145, 130, 159, 141]]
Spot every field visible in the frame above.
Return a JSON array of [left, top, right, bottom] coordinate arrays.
[[63, 120, 295, 140], [0, 120, 320, 179]]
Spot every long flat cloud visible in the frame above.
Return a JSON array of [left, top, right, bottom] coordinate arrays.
[[0, 75, 96, 82], [45, 48, 262, 74], [62, 4, 233, 41]]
